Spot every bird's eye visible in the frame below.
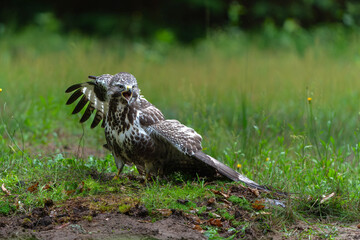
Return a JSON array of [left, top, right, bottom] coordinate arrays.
[[116, 84, 125, 89]]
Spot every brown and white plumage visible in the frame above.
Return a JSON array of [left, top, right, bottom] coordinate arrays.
[[66, 72, 267, 190]]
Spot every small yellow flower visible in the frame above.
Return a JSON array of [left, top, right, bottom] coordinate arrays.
[[307, 97, 312, 102], [237, 163, 242, 168], [0, 88, 2, 92], [266, 157, 270, 161]]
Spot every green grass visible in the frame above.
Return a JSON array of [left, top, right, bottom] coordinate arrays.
[[1, 26, 360, 237]]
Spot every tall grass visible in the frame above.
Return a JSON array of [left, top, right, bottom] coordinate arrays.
[[1, 27, 360, 219]]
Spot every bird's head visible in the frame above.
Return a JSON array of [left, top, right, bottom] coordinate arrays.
[[108, 72, 140, 104]]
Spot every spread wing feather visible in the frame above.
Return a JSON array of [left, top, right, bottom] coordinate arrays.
[[147, 120, 202, 155], [65, 80, 109, 128], [136, 97, 165, 126], [146, 120, 268, 190], [193, 151, 269, 190]]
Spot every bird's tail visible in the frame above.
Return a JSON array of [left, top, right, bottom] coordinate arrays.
[[193, 151, 269, 191]]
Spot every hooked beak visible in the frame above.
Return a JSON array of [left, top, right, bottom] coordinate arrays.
[[121, 85, 133, 102]]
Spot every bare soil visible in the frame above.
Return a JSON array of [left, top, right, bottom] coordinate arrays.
[[0, 198, 205, 240]]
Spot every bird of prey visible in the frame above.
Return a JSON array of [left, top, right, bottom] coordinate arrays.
[[65, 72, 266, 190]]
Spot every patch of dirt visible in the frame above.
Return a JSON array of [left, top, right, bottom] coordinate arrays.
[[0, 213, 205, 240], [0, 195, 205, 240]]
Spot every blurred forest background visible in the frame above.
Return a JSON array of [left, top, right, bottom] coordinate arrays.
[[1, 0, 360, 42]]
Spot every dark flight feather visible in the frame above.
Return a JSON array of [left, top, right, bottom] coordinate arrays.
[[91, 110, 103, 128], [72, 95, 88, 114], [66, 89, 83, 105], [65, 83, 82, 93], [80, 104, 94, 123]]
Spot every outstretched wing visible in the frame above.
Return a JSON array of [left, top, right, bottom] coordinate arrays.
[[135, 97, 165, 126], [147, 120, 202, 155], [146, 120, 268, 190], [65, 75, 111, 128]]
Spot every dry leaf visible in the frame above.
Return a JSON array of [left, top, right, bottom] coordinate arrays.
[[320, 192, 335, 204], [65, 189, 76, 196], [249, 188, 260, 197], [184, 213, 201, 224], [207, 198, 215, 205], [357, 223, 360, 229], [56, 222, 70, 229], [1, 183, 11, 196], [252, 199, 265, 210], [210, 212, 221, 218], [222, 199, 231, 205], [220, 192, 230, 198], [193, 224, 204, 233], [27, 182, 39, 193], [208, 218, 223, 227], [257, 211, 271, 215], [42, 183, 52, 191], [76, 181, 85, 193], [210, 189, 229, 198], [156, 209, 172, 217], [210, 189, 220, 195]]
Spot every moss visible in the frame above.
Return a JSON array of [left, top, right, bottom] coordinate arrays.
[[82, 215, 93, 222], [118, 204, 132, 214], [0, 202, 15, 215]]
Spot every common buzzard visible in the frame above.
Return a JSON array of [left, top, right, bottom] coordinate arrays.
[[66, 72, 266, 190]]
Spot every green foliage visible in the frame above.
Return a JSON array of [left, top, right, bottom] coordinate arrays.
[[142, 180, 208, 212], [0, 201, 15, 215], [228, 196, 252, 212]]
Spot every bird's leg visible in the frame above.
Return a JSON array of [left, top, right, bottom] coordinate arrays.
[[144, 161, 154, 183], [113, 159, 125, 180]]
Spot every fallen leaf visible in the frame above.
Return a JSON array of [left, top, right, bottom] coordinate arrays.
[[76, 181, 85, 193], [192, 224, 204, 233], [222, 199, 231, 205], [56, 222, 70, 229], [320, 192, 335, 204], [357, 223, 360, 229], [248, 188, 260, 197], [42, 183, 52, 191], [208, 218, 223, 227], [156, 209, 172, 217], [184, 213, 201, 224], [65, 189, 76, 196], [27, 182, 39, 193], [210, 189, 229, 198], [1, 183, 11, 196], [252, 199, 265, 210], [209, 212, 221, 218], [257, 211, 271, 215], [207, 198, 216, 205], [220, 192, 230, 198], [210, 189, 220, 195]]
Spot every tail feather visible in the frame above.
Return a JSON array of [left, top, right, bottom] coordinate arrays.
[[194, 151, 269, 191]]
